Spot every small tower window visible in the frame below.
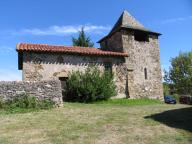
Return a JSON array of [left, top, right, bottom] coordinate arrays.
[[134, 31, 149, 42], [144, 68, 148, 80]]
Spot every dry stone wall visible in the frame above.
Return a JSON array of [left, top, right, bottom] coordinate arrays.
[[0, 80, 63, 106]]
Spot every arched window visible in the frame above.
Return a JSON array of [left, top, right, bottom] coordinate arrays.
[[144, 68, 147, 80]]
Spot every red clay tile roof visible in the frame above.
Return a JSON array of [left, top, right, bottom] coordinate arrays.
[[16, 43, 128, 57]]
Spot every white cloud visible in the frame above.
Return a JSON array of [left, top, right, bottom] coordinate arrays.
[[0, 45, 14, 54], [17, 24, 111, 36], [0, 68, 21, 81], [161, 15, 192, 24]]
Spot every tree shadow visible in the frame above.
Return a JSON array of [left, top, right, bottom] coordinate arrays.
[[144, 106, 192, 132]]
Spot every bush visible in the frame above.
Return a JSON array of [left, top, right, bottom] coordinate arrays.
[[64, 66, 116, 103], [0, 97, 4, 109], [0, 93, 55, 112], [172, 94, 180, 103]]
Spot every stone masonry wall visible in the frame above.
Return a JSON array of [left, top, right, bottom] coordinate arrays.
[[100, 31, 123, 52], [22, 52, 127, 98], [122, 30, 163, 99], [0, 80, 63, 106], [101, 30, 163, 99]]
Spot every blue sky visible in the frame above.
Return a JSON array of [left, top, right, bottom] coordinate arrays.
[[0, 0, 191, 80]]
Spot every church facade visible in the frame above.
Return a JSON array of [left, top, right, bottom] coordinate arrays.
[[17, 10, 163, 99]]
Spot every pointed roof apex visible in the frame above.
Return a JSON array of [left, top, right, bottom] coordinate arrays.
[[121, 10, 144, 28], [98, 10, 161, 43], [110, 10, 145, 34]]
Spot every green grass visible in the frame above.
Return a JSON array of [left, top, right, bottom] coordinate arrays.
[[94, 98, 162, 105], [0, 100, 191, 144], [0, 107, 41, 115]]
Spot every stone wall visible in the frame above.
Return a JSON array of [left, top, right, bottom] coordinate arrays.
[[100, 31, 123, 52], [22, 52, 127, 98], [100, 29, 163, 99], [0, 80, 63, 106], [122, 30, 163, 99]]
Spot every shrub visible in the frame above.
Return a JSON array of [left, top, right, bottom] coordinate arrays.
[[0, 93, 54, 112], [37, 99, 55, 109], [172, 94, 180, 103], [0, 97, 4, 109], [64, 66, 116, 103]]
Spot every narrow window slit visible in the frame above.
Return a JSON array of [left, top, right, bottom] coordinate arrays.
[[144, 68, 148, 80]]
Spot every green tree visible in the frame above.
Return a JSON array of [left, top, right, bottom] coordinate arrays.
[[72, 27, 94, 47], [163, 82, 170, 95], [164, 52, 192, 95]]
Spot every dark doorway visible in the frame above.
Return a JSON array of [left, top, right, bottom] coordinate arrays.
[[59, 77, 68, 98]]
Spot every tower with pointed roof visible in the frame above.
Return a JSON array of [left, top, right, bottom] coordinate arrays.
[[98, 10, 163, 99]]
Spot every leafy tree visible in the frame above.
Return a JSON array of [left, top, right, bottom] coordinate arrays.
[[163, 82, 170, 95], [72, 27, 94, 47], [164, 52, 192, 95]]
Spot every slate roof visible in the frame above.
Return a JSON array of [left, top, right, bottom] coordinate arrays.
[[16, 43, 128, 57], [98, 10, 161, 43]]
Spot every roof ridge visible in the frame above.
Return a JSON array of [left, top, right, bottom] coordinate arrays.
[[16, 43, 128, 57], [17, 43, 98, 49]]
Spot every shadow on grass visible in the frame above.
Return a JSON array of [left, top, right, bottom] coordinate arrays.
[[144, 106, 192, 132]]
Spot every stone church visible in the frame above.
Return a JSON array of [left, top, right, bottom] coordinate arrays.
[[17, 10, 163, 99]]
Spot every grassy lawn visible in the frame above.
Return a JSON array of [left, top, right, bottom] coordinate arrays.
[[0, 99, 192, 144]]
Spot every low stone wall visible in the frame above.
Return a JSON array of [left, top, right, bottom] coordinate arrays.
[[0, 80, 63, 106]]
